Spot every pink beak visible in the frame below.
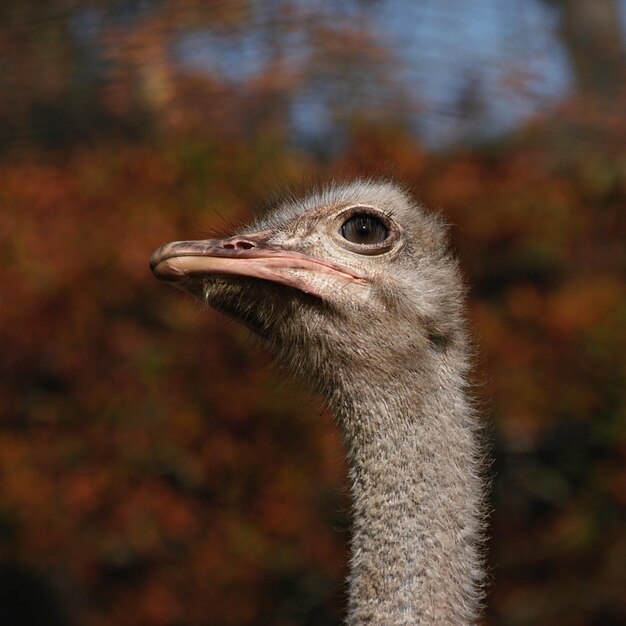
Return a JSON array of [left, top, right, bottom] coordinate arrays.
[[150, 232, 364, 297]]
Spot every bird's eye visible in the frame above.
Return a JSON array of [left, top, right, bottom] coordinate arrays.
[[340, 214, 389, 245]]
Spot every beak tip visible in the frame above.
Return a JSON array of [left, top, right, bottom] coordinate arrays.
[[150, 245, 186, 281], [149, 248, 161, 272]]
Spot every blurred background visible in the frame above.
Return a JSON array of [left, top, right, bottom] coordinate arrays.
[[1, 1, 625, 624]]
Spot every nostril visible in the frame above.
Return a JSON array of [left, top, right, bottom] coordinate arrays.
[[222, 239, 256, 250]]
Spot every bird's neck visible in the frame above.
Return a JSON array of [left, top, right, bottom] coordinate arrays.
[[330, 356, 483, 625]]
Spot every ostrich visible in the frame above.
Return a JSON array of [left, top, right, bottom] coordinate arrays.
[[150, 180, 485, 624]]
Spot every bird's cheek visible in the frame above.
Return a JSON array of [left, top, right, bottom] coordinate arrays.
[[299, 271, 374, 302]]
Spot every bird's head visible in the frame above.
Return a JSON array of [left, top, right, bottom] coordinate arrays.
[[151, 181, 465, 393]]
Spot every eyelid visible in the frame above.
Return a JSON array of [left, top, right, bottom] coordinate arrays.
[[341, 205, 389, 221]]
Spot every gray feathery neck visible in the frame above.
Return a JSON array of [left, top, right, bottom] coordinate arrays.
[[326, 347, 483, 625]]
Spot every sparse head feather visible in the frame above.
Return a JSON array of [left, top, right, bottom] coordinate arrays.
[[253, 179, 447, 249]]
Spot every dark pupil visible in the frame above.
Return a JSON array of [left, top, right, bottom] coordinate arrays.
[[341, 215, 388, 245]]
